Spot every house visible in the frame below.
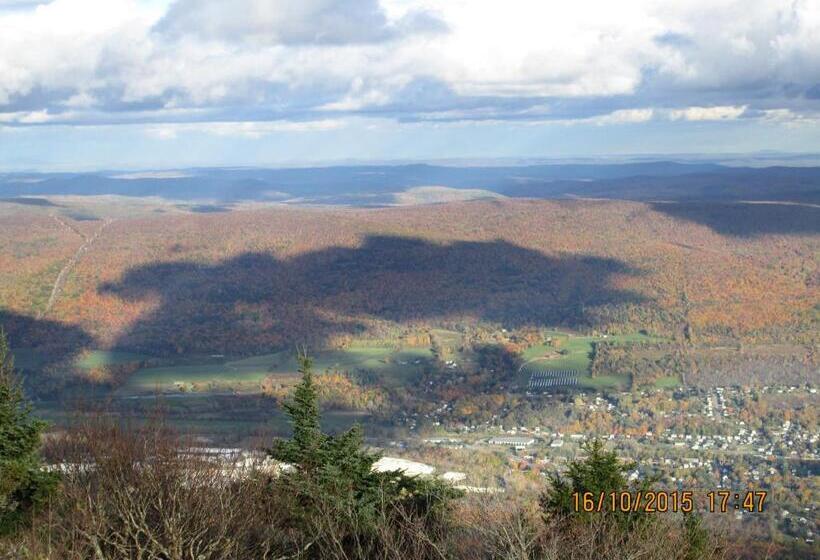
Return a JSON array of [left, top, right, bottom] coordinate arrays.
[[489, 436, 536, 449]]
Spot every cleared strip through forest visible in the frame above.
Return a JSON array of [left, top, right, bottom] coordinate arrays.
[[38, 217, 113, 319]]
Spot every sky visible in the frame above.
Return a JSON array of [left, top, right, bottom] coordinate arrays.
[[2, 0, 820, 170]]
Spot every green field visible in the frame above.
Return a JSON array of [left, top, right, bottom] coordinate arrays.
[[75, 350, 150, 369], [120, 344, 435, 395], [120, 362, 275, 393], [19, 329, 666, 397], [652, 375, 682, 389], [519, 331, 664, 391], [27, 329, 675, 443], [61, 330, 665, 396], [12, 348, 150, 371], [578, 374, 631, 390]]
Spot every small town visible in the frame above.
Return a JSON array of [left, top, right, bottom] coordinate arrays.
[[386, 384, 818, 544]]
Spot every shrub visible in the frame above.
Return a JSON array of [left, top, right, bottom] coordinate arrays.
[[39, 418, 290, 559], [0, 330, 58, 536]]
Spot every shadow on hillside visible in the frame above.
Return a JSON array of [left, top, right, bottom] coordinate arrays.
[[185, 204, 232, 213], [0, 310, 93, 394], [99, 235, 647, 356], [1, 310, 92, 352], [650, 201, 820, 237], [0, 197, 63, 207]]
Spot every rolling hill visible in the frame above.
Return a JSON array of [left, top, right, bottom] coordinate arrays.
[[3, 162, 820, 205]]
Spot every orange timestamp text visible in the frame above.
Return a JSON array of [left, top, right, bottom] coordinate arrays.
[[572, 490, 767, 514]]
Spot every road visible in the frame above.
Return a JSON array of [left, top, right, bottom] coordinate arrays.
[[38, 215, 113, 319]]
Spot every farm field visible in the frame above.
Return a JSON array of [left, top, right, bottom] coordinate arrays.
[[519, 331, 666, 390], [15, 328, 677, 399], [27, 328, 672, 441], [118, 344, 435, 396], [15, 327, 671, 402], [652, 375, 682, 389], [75, 350, 150, 369]]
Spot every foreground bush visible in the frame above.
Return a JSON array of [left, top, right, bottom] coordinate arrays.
[[0, 354, 461, 559], [0, 331, 57, 536], [41, 420, 284, 559], [2, 424, 742, 560], [451, 497, 736, 560], [0, 347, 743, 559]]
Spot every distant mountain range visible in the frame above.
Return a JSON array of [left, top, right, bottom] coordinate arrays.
[[2, 162, 819, 206]]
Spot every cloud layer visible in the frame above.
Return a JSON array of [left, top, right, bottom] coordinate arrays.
[[1, 0, 820, 134]]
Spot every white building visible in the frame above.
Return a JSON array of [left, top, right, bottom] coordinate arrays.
[[488, 436, 536, 450], [373, 457, 435, 477]]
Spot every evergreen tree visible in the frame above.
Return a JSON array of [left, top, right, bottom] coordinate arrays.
[[269, 354, 326, 471], [0, 330, 57, 535], [540, 438, 651, 530], [268, 351, 459, 551], [269, 352, 383, 489], [683, 512, 712, 560]]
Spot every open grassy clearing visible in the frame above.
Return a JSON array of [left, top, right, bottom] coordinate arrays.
[[578, 375, 631, 390], [120, 344, 435, 395], [652, 375, 682, 389], [27, 329, 680, 439], [75, 350, 150, 369], [120, 359, 283, 394], [522, 332, 663, 371], [20, 330, 666, 396], [519, 331, 665, 391]]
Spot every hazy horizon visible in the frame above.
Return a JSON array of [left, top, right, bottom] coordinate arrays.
[[5, 151, 820, 174]]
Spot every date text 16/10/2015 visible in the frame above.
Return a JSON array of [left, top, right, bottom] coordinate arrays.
[[572, 490, 767, 514]]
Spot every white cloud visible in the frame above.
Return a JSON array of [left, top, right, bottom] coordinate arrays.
[[156, 0, 445, 45], [535, 105, 752, 126], [61, 91, 98, 108], [318, 77, 395, 111], [0, 0, 818, 128], [667, 105, 748, 121], [144, 119, 349, 139], [588, 108, 656, 125], [417, 1, 665, 98], [0, 108, 78, 123], [652, 0, 820, 90], [0, 0, 160, 103], [759, 108, 820, 126]]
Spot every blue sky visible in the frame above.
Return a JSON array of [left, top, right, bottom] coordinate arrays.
[[2, 0, 820, 170]]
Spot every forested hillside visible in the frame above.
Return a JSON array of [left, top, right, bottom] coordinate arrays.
[[1, 197, 816, 386]]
